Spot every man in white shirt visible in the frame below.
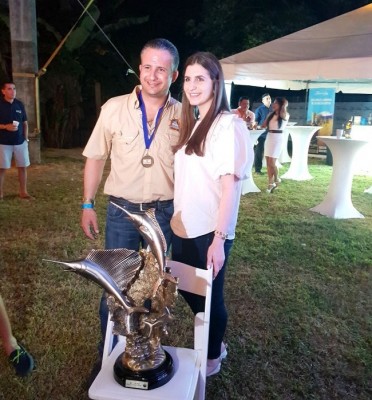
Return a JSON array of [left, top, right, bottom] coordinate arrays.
[[232, 96, 255, 128]]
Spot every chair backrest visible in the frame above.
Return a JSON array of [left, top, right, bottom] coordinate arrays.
[[167, 260, 213, 400]]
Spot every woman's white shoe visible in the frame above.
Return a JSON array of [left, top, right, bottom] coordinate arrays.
[[207, 342, 228, 377], [266, 183, 277, 193], [206, 358, 221, 377]]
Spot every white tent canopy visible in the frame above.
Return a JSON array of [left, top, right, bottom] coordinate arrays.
[[220, 4, 372, 94]]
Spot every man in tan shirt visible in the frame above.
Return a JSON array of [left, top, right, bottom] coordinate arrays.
[[80, 38, 181, 359]]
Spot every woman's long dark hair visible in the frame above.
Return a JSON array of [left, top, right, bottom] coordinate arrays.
[[174, 52, 230, 156], [265, 97, 289, 129]]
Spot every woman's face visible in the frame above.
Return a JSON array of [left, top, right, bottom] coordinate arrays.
[[272, 100, 280, 112], [183, 63, 214, 117]]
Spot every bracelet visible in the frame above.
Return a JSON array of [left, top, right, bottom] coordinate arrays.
[[82, 198, 95, 205], [214, 230, 228, 240], [81, 203, 94, 209]]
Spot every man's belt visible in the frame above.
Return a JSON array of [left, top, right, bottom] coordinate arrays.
[[109, 196, 173, 212]]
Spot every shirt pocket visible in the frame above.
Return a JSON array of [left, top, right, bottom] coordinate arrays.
[[113, 131, 140, 155], [158, 129, 179, 166]]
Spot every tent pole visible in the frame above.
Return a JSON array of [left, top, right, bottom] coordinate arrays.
[[304, 81, 310, 123]]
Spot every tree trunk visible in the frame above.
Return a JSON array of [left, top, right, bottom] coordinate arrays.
[[9, 0, 40, 163]]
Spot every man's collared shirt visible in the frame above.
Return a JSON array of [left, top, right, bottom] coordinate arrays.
[[83, 86, 181, 203]]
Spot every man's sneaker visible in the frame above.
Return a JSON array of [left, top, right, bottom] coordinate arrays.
[[8, 344, 35, 377]]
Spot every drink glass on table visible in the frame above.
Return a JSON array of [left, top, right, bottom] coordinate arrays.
[[336, 129, 343, 139]]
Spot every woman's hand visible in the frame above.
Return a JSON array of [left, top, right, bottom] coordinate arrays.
[[207, 236, 225, 279]]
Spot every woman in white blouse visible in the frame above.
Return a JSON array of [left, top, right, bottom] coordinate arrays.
[[171, 52, 253, 377]]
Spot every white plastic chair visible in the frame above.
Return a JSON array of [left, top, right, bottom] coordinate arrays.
[[89, 260, 213, 400]]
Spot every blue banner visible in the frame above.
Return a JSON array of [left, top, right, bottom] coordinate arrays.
[[307, 88, 336, 136]]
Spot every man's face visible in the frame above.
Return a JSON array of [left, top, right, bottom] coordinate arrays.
[[1, 84, 16, 102], [240, 99, 249, 111], [139, 48, 178, 99], [262, 95, 271, 108]]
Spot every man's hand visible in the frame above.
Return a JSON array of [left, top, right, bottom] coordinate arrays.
[[81, 209, 99, 240], [81, 158, 106, 240], [4, 123, 18, 132]]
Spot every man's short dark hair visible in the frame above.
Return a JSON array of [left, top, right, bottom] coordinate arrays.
[[1, 81, 15, 90], [238, 96, 249, 102], [141, 38, 179, 72], [262, 93, 270, 99]]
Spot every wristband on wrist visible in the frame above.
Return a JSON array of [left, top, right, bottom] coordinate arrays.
[[214, 230, 228, 240], [81, 203, 94, 209], [81, 198, 95, 209]]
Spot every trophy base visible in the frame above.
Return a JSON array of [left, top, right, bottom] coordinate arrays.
[[113, 350, 174, 390]]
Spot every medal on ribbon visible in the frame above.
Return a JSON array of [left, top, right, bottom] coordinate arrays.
[[139, 92, 164, 168]]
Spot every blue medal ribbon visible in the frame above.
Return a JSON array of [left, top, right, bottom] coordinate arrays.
[[138, 91, 165, 150]]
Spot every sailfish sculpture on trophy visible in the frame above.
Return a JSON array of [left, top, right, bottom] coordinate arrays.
[[44, 205, 178, 390]]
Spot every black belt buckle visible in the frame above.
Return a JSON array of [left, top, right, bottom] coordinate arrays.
[[140, 201, 157, 211], [110, 197, 171, 212]]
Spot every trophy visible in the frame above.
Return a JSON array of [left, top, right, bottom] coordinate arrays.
[[44, 203, 178, 390]]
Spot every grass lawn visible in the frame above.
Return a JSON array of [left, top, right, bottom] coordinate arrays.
[[0, 149, 371, 400]]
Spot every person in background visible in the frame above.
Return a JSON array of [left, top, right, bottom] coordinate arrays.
[[0, 294, 34, 377], [80, 38, 181, 361], [0, 82, 33, 200], [232, 96, 255, 128], [171, 52, 253, 377], [262, 97, 289, 193], [253, 93, 271, 174]]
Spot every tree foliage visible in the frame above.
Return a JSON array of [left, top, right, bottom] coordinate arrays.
[[187, 0, 370, 58], [36, 0, 148, 147], [0, 0, 370, 147]]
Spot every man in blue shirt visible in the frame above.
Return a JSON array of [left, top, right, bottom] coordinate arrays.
[[0, 82, 32, 200], [254, 93, 271, 174]]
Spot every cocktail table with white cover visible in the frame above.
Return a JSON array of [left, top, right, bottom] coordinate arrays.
[[349, 125, 372, 179], [279, 122, 296, 164], [281, 126, 320, 181], [310, 136, 369, 219], [241, 129, 265, 194]]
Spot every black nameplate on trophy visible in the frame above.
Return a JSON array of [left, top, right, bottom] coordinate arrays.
[[113, 350, 174, 390]]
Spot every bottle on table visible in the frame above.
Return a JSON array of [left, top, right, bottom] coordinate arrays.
[[344, 116, 353, 138]]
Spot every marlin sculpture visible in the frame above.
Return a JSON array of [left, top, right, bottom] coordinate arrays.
[[110, 202, 178, 296], [44, 208, 179, 378], [110, 202, 167, 274], [43, 248, 149, 333]]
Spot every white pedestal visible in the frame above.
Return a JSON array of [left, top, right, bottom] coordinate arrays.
[[310, 136, 369, 219], [241, 130, 265, 194], [281, 126, 320, 180], [279, 129, 291, 163], [350, 126, 372, 175]]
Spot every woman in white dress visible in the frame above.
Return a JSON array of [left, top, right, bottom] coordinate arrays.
[[262, 97, 289, 193]]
